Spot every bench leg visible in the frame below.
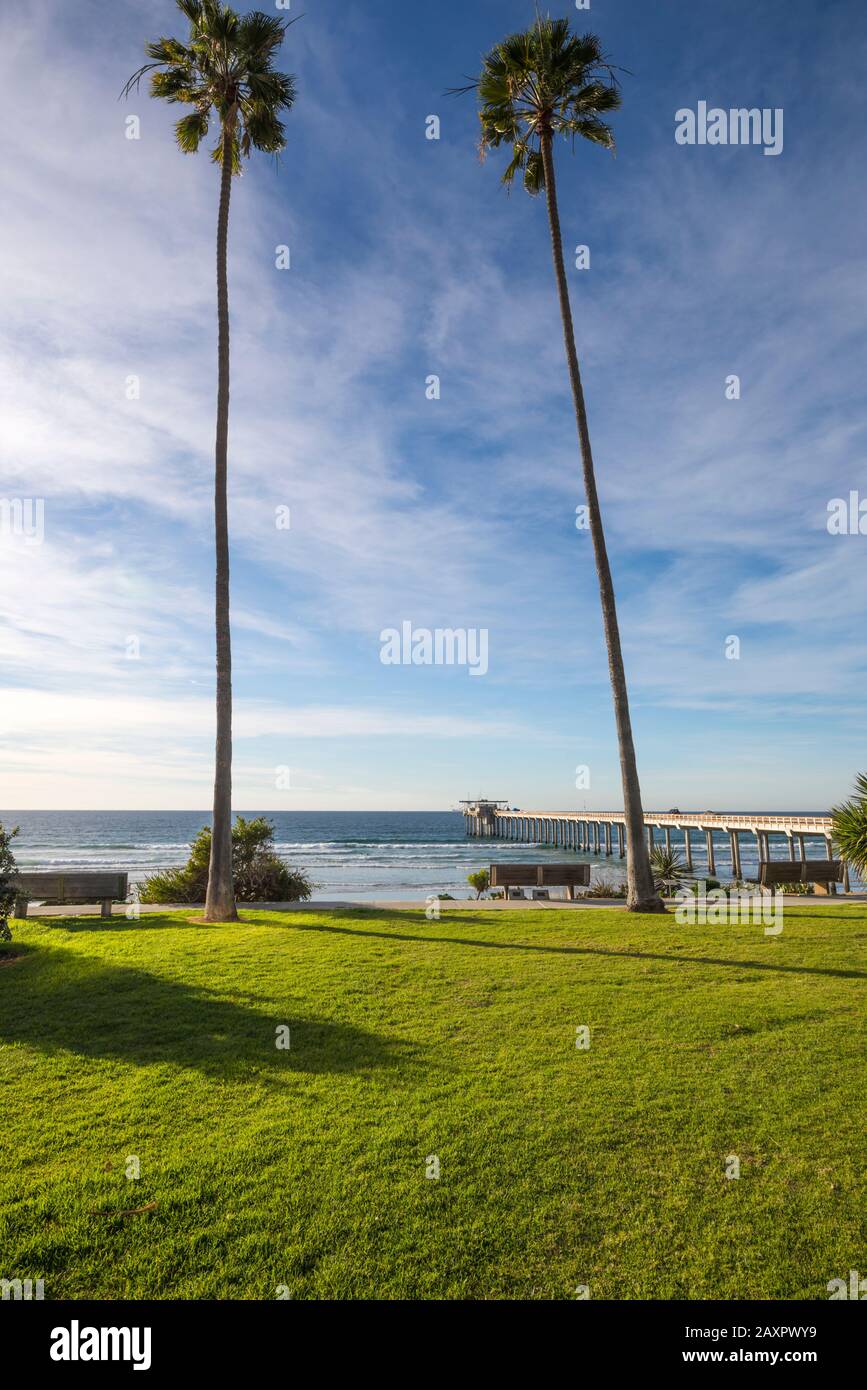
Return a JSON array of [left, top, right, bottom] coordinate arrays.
[[101, 899, 113, 919]]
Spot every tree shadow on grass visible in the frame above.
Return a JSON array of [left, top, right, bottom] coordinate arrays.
[[31, 912, 214, 935], [0, 945, 417, 1080], [281, 909, 867, 983], [0, 941, 37, 966]]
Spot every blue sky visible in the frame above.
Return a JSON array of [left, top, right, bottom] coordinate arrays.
[[1, 0, 866, 811]]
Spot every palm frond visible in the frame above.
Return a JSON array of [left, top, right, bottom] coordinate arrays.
[[244, 69, 296, 111], [500, 141, 528, 189], [150, 66, 200, 103], [119, 62, 161, 100], [566, 115, 617, 151], [206, 3, 239, 45], [567, 81, 621, 116], [145, 36, 192, 65], [210, 132, 242, 173], [830, 773, 867, 876], [237, 10, 290, 58], [240, 102, 287, 155], [523, 148, 545, 194], [445, 76, 481, 99], [175, 109, 210, 153], [175, 0, 205, 24]]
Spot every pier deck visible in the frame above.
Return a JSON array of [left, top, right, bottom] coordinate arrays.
[[460, 802, 848, 889]]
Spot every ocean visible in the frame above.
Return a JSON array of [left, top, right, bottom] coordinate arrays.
[[0, 809, 846, 900]]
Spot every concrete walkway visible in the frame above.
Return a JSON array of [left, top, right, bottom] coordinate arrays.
[[23, 894, 867, 918]]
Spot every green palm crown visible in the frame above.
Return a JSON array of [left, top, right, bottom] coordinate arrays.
[[831, 773, 867, 877], [453, 15, 621, 194], [122, 0, 296, 172]]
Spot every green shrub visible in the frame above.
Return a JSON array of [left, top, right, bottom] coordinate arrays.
[[467, 869, 490, 899], [0, 822, 20, 942], [140, 817, 314, 904], [686, 878, 721, 896]]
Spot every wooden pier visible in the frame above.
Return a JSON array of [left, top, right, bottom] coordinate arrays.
[[459, 801, 849, 890]]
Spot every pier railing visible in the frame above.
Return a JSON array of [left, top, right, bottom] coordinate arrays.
[[491, 811, 833, 832]]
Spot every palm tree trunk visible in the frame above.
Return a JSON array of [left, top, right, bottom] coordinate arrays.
[[204, 121, 239, 923], [540, 131, 662, 913]]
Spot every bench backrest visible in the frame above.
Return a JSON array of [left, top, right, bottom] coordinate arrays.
[[14, 872, 129, 901], [758, 860, 841, 886], [490, 863, 591, 889]]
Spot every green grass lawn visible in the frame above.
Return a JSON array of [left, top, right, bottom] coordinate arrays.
[[1, 904, 864, 1300]]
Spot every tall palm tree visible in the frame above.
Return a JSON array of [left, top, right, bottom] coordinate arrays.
[[124, 1, 296, 921], [454, 15, 662, 911]]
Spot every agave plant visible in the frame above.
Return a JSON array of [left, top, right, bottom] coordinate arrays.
[[831, 773, 867, 877], [649, 845, 689, 896], [585, 875, 627, 899]]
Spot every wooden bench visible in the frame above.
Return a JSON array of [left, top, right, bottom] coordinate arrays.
[[758, 860, 842, 895], [13, 872, 129, 919], [489, 863, 591, 901]]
